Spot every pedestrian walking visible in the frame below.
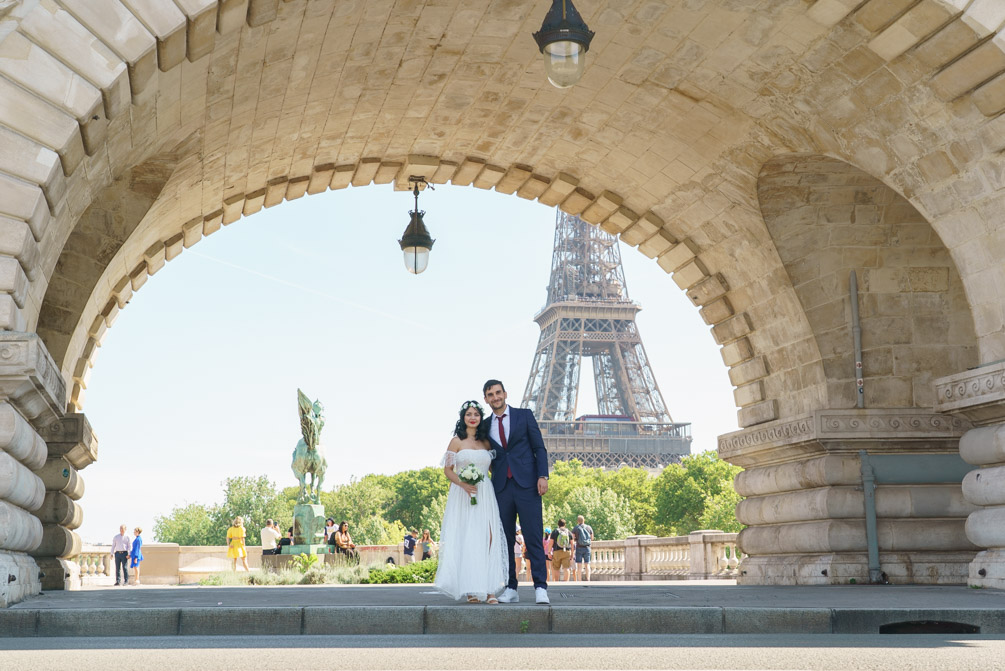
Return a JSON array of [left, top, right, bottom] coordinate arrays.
[[573, 515, 594, 581], [550, 519, 574, 581]]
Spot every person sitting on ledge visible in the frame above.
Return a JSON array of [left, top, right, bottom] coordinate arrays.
[[277, 526, 293, 552], [332, 521, 359, 563]]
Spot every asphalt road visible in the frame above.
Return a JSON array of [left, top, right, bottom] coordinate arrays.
[[1, 634, 1004, 670]]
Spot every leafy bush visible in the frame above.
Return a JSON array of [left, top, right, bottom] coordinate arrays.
[[363, 558, 437, 584], [289, 553, 320, 573]]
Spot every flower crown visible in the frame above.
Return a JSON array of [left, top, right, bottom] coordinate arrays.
[[461, 400, 483, 413]]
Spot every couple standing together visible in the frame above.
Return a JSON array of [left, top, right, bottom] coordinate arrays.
[[435, 379, 550, 605]]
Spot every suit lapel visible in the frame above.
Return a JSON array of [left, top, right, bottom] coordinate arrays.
[[508, 408, 521, 443]]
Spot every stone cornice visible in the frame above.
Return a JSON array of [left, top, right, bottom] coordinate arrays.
[[934, 362, 1005, 426], [718, 408, 971, 468], [0, 333, 66, 430]]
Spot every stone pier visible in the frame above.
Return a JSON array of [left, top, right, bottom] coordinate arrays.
[[936, 362, 1005, 590], [719, 408, 975, 585], [0, 333, 80, 605]]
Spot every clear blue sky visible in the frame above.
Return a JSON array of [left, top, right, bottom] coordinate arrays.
[[77, 185, 737, 544]]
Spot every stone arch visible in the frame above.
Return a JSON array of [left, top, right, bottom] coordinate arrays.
[[3, 0, 1005, 596], [757, 153, 979, 411], [0, 0, 996, 430]]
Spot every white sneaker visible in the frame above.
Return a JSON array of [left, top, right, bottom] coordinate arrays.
[[498, 588, 519, 603], [535, 587, 550, 604]]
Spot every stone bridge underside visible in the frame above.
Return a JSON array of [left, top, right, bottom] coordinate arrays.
[[2, 0, 1005, 601]]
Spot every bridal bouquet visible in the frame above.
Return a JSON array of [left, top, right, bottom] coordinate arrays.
[[457, 464, 484, 505]]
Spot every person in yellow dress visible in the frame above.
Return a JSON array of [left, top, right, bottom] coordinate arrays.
[[227, 516, 250, 571]]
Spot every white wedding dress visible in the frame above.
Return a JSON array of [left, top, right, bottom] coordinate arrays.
[[434, 448, 509, 601]]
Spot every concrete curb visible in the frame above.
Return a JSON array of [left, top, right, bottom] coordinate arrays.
[[2, 606, 1004, 637]]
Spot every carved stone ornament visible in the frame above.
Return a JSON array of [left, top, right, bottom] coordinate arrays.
[[718, 408, 972, 468], [0, 333, 66, 429], [934, 361, 1005, 426]]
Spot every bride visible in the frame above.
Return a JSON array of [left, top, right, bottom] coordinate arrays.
[[434, 400, 508, 604]]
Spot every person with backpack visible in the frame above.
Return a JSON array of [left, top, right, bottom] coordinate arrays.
[[550, 519, 574, 581], [573, 514, 594, 581]]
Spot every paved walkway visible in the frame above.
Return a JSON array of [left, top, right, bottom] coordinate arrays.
[[4, 581, 1005, 637]]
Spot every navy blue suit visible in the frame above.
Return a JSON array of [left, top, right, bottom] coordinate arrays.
[[484, 407, 549, 590]]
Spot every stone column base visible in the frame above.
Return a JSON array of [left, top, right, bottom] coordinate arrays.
[[969, 549, 1005, 589], [936, 361, 1005, 591], [0, 550, 41, 607], [737, 551, 976, 585], [34, 557, 80, 591]]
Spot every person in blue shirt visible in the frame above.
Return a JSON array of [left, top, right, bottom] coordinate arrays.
[[129, 527, 144, 585], [403, 528, 419, 563]]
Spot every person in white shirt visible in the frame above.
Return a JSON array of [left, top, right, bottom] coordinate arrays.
[[110, 524, 132, 586], [260, 519, 282, 556]]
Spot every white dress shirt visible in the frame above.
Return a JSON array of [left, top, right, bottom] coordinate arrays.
[[260, 526, 281, 550], [111, 533, 131, 553], [488, 406, 511, 446]]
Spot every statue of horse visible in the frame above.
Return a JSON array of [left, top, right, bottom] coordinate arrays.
[[292, 389, 327, 505]]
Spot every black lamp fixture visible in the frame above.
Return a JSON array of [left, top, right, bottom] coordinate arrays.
[[398, 177, 435, 275], [533, 0, 595, 89]]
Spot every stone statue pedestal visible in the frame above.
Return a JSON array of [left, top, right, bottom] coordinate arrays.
[[280, 544, 328, 556], [290, 503, 325, 549]]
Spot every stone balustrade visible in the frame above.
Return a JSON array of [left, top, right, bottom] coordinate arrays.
[[71, 533, 742, 585]]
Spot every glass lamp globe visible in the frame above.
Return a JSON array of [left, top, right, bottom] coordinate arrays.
[[399, 207, 434, 275], [544, 39, 586, 89], [402, 246, 431, 275]]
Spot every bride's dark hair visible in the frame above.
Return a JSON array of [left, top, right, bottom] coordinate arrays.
[[454, 400, 490, 441]]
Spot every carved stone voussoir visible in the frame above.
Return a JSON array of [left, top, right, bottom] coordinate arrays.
[[934, 362, 1005, 426], [0, 333, 66, 429], [0, 1, 18, 21], [40, 414, 97, 471], [719, 408, 971, 468]]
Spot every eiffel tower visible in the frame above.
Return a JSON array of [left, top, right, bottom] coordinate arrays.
[[522, 211, 692, 470]]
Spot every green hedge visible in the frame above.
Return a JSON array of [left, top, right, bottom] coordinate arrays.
[[363, 558, 438, 584]]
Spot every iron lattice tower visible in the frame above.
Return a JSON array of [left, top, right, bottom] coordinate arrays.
[[522, 211, 691, 470]]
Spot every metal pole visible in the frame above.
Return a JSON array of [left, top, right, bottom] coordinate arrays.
[[850, 271, 864, 408], [859, 450, 883, 584]]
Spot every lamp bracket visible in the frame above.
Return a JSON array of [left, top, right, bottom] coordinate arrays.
[[407, 175, 433, 191]]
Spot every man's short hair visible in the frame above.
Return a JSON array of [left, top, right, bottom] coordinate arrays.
[[557, 518, 566, 527], [483, 379, 505, 394], [266, 519, 274, 526], [577, 515, 585, 523]]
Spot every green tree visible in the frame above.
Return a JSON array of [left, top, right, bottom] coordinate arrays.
[[320, 476, 395, 542], [153, 502, 218, 545], [698, 489, 744, 533], [384, 467, 450, 530], [558, 486, 634, 540], [653, 453, 742, 536], [602, 466, 657, 535], [211, 475, 288, 541], [545, 459, 603, 504], [418, 492, 448, 540]]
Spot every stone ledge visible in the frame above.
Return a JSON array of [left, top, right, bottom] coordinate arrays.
[[934, 362, 1005, 426], [718, 408, 972, 468]]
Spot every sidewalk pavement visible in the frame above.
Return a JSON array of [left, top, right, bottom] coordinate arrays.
[[3, 580, 1005, 637]]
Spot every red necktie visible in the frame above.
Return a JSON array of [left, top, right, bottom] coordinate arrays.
[[498, 415, 512, 478]]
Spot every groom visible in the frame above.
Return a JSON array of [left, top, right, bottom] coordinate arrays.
[[482, 379, 550, 604]]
